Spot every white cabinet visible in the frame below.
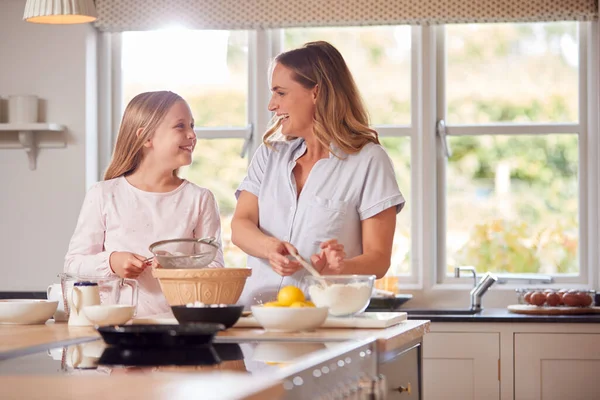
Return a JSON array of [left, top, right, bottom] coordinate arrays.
[[423, 332, 500, 400], [514, 333, 600, 400]]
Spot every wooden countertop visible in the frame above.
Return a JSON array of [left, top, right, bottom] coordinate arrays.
[[0, 323, 97, 358], [0, 319, 429, 357], [0, 374, 283, 400]]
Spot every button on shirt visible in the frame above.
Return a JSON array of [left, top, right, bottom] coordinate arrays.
[[235, 139, 405, 307]]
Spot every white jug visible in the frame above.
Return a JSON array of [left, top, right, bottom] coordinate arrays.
[[68, 282, 101, 326]]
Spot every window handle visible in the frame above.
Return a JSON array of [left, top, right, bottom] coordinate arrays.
[[240, 124, 254, 158], [436, 119, 452, 158]]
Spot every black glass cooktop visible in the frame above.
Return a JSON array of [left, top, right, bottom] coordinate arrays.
[[0, 338, 342, 376]]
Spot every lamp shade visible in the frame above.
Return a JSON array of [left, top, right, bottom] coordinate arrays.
[[23, 0, 97, 24]]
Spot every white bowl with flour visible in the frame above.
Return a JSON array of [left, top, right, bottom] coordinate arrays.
[[306, 275, 375, 317]]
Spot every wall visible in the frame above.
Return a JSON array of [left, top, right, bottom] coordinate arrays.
[[0, 0, 98, 291]]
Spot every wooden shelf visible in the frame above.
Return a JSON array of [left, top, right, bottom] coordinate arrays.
[[0, 123, 67, 170]]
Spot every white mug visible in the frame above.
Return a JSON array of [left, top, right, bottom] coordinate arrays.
[[68, 283, 101, 326], [47, 283, 67, 322], [8, 95, 38, 123]]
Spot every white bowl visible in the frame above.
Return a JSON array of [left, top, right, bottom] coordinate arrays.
[[0, 300, 58, 325], [250, 306, 328, 332], [82, 305, 135, 326]]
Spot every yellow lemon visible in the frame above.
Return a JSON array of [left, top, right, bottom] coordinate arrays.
[[263, 301, 282, 307], [277, 286, 305, 306], [305, 301, 316, 308], [290, 301, 307, 308]]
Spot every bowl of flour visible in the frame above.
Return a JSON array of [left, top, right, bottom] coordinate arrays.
[[305, 275, 375, 317]]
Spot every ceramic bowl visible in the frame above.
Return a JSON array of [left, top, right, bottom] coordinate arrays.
[[0, 300, 58, 325], [82, 305, 135, 326], [250, 306, 328, 332], [171, 305, 244, 329], [152, 268, 251, 306]]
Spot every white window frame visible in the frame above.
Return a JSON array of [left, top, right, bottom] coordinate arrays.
[[100, 21, 599, 307]]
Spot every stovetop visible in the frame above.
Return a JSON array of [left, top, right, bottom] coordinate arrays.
[[0, 338, 345, 376]]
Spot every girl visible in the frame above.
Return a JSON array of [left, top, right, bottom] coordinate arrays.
[[232, 41, 404, 306], [65, 91, 225, 317]]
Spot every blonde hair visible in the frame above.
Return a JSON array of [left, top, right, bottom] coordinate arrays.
[[263, 41, 379, 154], [104, 91, 184, 180]]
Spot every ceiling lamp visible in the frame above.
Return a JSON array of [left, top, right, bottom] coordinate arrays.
[[23, 0, 97, 24]]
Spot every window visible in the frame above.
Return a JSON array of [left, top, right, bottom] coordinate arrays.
[[112, 20, 597, 295], [121, 29, 250, 267], [440, 22, 584, 281], [284, 27, 414, 285]]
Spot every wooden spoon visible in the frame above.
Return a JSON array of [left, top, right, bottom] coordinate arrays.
[[291, 253, 328, 288]]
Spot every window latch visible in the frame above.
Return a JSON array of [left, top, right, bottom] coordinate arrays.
[[436, 119, 452, 158], [240, 124, 253, 158]]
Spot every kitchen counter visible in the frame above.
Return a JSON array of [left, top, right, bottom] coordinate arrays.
[[0, 319, 429, 399], [403, 307, 600, 323], [0, 319, 429, 358]]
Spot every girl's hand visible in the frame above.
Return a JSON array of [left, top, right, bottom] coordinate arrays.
[[109, 252, 148, 279], [265, 238, 302, 276], [311, 239, 346, 274]]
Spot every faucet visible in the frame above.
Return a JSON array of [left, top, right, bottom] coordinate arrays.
[[454, 267, 498, 311], [454, 267, 555, 311]]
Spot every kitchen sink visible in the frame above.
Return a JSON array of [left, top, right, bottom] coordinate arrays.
[[400, 308, 482, 315]]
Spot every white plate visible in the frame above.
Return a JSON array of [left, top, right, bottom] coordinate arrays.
[[250, 306, 328, 332], [0, 299, 58, 325]]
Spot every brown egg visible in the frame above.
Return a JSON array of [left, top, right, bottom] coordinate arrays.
[[579, 292, 593, 307], [557, 290, 568, 305], [562, 293, 581, 307], [530, 292, 547, 307], [524, 291, 534, 304], [546, 292, 561, 307]]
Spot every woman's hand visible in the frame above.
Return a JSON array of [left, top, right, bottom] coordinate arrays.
[[265, 238, 302, 276], [311, 239, 346, 274], [109, 252, 149, 279]]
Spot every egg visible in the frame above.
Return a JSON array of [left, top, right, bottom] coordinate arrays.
[[524, 291, 534, 305], [557, 290, 568, 305], [546, 292, 561, 307], [562, 293, 581, 307], [578, 292, 593, 307], [530, 292, 547, 307]]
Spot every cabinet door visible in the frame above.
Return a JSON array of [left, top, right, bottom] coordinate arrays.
[[379, 346, 420, 399], [514, 333, 600, 400], [423, 332, 500, 400]]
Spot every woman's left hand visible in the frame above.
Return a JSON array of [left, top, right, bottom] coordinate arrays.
[[311, 239, 346, 274]]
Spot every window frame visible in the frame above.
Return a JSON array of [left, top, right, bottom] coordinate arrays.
[[434, 22, 599, 289], [102, 21, 599, 307]]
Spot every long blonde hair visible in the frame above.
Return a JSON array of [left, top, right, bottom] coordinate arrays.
[[104, 91, 184, 180], [264, 41, 379, 154]]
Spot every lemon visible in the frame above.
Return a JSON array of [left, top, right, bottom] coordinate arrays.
[[305, 301, 316, 308], [263, 301, 282, 307], [277, 286, 305, 306], [290, 301, 307, 308]]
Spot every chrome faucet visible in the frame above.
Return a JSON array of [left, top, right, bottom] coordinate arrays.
[[454, 266, 498, 311], [454, 266, 555, 311]]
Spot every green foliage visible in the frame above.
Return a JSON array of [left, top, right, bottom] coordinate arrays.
[[454, 218, 578, 274]]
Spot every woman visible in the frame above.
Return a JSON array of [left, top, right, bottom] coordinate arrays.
[[231, 41, 405, 306]]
